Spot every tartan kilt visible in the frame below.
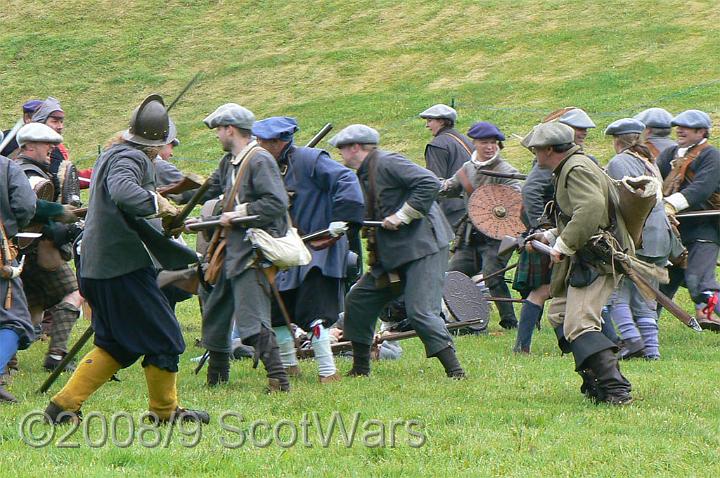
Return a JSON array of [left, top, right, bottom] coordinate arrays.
[[21, 253, 78, 309], [512, 248, 552, 297]]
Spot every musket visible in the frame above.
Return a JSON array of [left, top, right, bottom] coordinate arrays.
[[500, 234, 702, 332], [477, 261, 518, 283], [362, 221, 384, 227], [38, 326, 94, 394], [0, 119, 23, 154], [185, 215, 260, 231], [487, 297, 526, 303], [478, 170, 527, 180], [297, 317, 486, 359], [676, 210, 720, 219], [305, 123, 333, 148], [169, 123, 334, 231], [167, 180, 213, 231]]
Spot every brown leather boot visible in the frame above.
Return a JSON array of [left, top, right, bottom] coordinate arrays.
[[286, 365, 302, 377], [319, 373, 341, 384]]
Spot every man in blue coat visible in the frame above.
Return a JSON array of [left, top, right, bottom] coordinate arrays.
[[657, 110, 720, 330], [252, 117, 365, 382]]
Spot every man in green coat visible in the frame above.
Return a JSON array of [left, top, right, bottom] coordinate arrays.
[[526, 122, 633, 405]]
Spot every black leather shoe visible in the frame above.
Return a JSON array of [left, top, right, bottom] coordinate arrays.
[[44, 401, 82, 424], [0, 385, 17, 403], [617, 338, 645, 360], [346, 367, 370, 377], [43, 353, 76, 372], [165, 407, 210, 424]]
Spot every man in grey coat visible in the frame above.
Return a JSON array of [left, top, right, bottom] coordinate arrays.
[[604, 118, 672, 359], [329, 124, 464, 379], [420, 104, 473, 227], [190, 103, 292, 392], [45, 95, 208, 423]]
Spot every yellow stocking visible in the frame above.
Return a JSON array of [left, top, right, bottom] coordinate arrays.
[[51, 347, 122, 412], [144, 365, 179, 420]]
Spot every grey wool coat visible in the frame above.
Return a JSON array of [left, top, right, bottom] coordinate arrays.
[[357, 149, 453, 274], [80, 143, 160, 279], [214, 143, 289, 278], [0, 155, 37, 349], [605, 151, 671, 260], [424, 127, 474, 226]]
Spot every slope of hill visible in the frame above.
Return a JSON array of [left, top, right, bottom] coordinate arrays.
[[2, 0, 719, 171]]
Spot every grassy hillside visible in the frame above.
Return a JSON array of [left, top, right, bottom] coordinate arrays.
[[2, 0, 720, 171], [2, 1, 720, 476]]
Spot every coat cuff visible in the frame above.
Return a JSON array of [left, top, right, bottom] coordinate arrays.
[[234, 203, 249, 216], [543, 228, 558, 246], [148, 191, 159, 216], [554, 236, 575, 257], [665, 193, 689, 212], [395, 202, 424, 224]]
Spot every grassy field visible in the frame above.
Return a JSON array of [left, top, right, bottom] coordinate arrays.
[[2, 0, 720, 476]]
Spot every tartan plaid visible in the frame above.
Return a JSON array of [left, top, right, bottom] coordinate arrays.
[[48, 303, 81, 353], [22, 254, 78, 309], [512, 248, 552, 296]]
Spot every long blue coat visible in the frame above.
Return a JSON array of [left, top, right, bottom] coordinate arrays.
[[275, 146, 365, 291]]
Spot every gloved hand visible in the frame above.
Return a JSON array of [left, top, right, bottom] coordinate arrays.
[[156, 193, 180, 218], [663, 200, 680, 227], [182, 217, 200, 234], [525, 229, 557, 249], [328, 221, 348, 237], [42, 222, 83, 248], [220, 211, 248, 227]]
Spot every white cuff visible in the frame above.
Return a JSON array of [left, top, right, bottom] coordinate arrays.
[[665, 193, 689, 212], [149, 191, 159, 215], [396, 202, 424, 224], [554, 236, 575, 257], [543, 228, 558, 246], [234, 203, 249, 216]]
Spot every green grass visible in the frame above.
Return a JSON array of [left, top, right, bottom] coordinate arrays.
[[2, 0, 720, 475]]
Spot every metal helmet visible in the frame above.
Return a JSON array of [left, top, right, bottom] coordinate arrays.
[[122, 94, 171, 146]]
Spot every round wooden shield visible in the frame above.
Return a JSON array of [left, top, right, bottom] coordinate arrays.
[[443, 271, 490, 329], [467, 184, 524, 240], [19, 178, 56, 249]]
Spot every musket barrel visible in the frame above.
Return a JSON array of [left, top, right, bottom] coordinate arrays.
[[478, 169, 527, 180], [0, 119, 24, 153], [305, 123, 333, 148], [186, 215, 260, 231], [529, 239, 554, 256], [676, 210, 720, 219], [362, 221, 383, 227], [168, 178, 212, 230]]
